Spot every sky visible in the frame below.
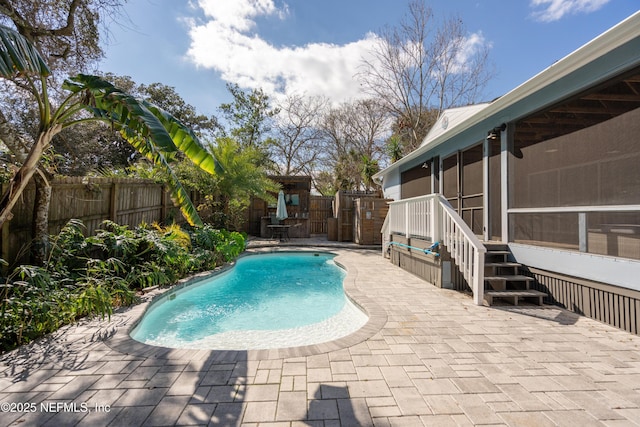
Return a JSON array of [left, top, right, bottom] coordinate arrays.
[[99, 0, 640, 118]]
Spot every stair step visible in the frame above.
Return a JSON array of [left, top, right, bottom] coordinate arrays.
[[483, 242, 508, 250], [485, 262, 521, 268], [485, 250, 510, 255], [485, 290, 546, 297], [485, 290, 547, 306], [484, 275, 534, 282]]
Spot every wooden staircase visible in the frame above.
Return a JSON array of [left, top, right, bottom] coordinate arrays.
[[483, 243, 547, 306]]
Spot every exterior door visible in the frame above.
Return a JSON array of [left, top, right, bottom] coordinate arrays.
[[442, 144, 484, 236], [442, 152, 460, 211]]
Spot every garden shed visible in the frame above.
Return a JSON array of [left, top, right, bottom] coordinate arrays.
[[245, 176, 312, 238]]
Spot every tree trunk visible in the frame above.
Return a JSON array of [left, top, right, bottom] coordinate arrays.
[[31, 172, 52, 265], [0, 125, 61, 228]]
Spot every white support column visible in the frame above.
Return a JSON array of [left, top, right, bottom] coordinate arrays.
[[430, 198, 439, 243], [500, 125, 510, 244], [578, 212, 588, 252], [430, 158, 436, 196], [483, 138, 490, 241], [438, 157, 443, 193]]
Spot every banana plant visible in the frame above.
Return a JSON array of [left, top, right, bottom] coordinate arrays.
[[0, 24, 221, 228]]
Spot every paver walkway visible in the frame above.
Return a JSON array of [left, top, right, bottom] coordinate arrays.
[[2, 247, 640, 426]]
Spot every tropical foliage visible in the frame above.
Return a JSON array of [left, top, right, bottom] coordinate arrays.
[[0, 24, 220, 231], [0, 219, 245, 352], [50, 76, 222, 176], [174, 137, 280, 231], [0, 0, 125, 76]]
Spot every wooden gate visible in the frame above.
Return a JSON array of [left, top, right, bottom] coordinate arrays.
[[335, 190, 379, 241], [309, 196, 333, 234]]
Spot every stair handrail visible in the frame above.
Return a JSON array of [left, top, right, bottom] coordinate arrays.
[[435, 194, 486, 305], [381, 211, 390, 258], [385, 194, 486, 305]]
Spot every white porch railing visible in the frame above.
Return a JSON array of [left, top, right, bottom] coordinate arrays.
[[381, 213, 390, 258], [384, 194, 486, 305]]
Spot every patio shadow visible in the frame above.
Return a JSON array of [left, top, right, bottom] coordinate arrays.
[[306, 384, 372, 426], [0, 321, 250, 426], [494, 305, 579, 325]]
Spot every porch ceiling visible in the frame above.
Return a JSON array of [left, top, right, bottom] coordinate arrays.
[[515, 69, 640, 145]]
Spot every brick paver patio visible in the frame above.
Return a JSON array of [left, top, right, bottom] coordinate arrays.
[[2, 246, 640, 426]]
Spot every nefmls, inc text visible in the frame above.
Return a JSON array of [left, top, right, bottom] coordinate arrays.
[[39, 401, 111, 413]]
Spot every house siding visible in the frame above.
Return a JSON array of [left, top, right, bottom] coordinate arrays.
[[525, 266, 640, 335], [388, 235, 443, 289]]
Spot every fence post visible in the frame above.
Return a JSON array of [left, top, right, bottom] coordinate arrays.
[[110, 181, 119, 222], [161, 186, 168, 223]]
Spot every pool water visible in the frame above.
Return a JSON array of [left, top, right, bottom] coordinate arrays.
[[131, 252, 368, 349]]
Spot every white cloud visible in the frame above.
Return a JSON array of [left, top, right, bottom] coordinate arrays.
[[185, 0, 492, 106], [186, 0, 378, 105], [452, 32, 489, 74], [530, 0, 611, 22], [196, 0, 283, 31]]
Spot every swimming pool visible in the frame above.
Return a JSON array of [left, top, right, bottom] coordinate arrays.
[[131, 252, 368, 349]]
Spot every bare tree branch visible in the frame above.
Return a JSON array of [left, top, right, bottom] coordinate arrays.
[[358, 0, 494, 154], [271, 94, 329, 176], [319, 99, 389, 191], [0, 0, 127, 74]]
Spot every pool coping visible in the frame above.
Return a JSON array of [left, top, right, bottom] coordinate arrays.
[[103, 247, 387, 361]]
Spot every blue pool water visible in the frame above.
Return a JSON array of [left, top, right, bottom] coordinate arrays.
[[131, 252, 368, 349]]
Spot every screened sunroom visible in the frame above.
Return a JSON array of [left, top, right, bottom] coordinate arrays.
[[375, 12, 640, 332]]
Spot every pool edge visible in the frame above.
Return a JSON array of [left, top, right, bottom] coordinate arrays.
[[103, 247, 387, 361]]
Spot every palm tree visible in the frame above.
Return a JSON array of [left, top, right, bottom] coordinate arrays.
[[361, 155, 380, 192], [0, 25, 220, 236], [174, 137, 280, 230]]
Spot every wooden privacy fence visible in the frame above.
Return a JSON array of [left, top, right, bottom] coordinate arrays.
[[309, 196, 333, 234], [1, 177, 192, 266]]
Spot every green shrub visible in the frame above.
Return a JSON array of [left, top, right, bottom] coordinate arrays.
[[190, 225, 246, 262], [1, 266, 76, 350], [0, 218, 246, 352]]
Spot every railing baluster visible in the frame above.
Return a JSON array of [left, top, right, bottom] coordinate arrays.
[[386, 194, 486, 305]]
